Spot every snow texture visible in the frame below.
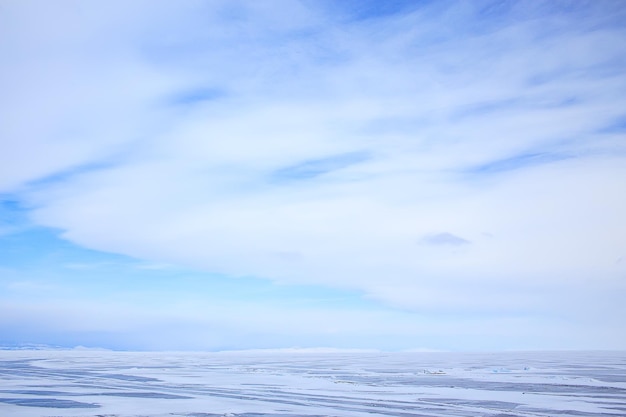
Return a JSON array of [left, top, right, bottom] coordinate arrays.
[[0, 350, 625, 416]]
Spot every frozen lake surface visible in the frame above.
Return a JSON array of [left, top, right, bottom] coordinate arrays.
[[0, 350, 624, 416]]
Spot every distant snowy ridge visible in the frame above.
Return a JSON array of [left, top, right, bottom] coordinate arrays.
[[0, 343, 110, 351], [0, 343, 65, 351], [216, 347, 381, 354]]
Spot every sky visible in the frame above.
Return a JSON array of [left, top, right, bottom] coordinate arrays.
[[1, 0, 626, 352]]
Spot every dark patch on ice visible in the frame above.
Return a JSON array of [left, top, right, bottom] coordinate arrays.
[[392, 375, 626, 396], [0, 389, 71, 396], [521, 408, 620, 416], [181, 415, 355, 417], [0, 397, 100, 408], [0, 389, 191, 400], [96, 373, 160, 382], [179, 414, 221, 417], [425, 397, 520, 409], [98, 391, 192, 399]]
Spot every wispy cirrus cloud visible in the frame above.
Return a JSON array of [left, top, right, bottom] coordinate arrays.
[[272, 151, 371, 182]]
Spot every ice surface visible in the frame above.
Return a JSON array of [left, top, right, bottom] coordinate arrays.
[[0, 350, 624, 416]]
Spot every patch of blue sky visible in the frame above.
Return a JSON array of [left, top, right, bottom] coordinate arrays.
[[450, 97, 580, 122], [0, 224, 373, 310], [598, 115, 626, 134], [359, 116, 430, 136], [24, 160, 117, 191], [527, 57, 626, 88], [167, 87, 226, 106], [468, 151, 573, 175], [316, 0, 435, 22], [0, 226, 131, 273], [0, 197, 28, 229], [272, 151, 370, 182], [421, 1, 626, 51], [450, 98, 524, 121], [474, 1, 604, 28]]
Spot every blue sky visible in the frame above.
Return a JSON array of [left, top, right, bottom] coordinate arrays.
[[1, 0, 625, 351]]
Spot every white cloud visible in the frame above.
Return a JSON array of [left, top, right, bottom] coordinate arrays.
[[3, 1, 626, 348]]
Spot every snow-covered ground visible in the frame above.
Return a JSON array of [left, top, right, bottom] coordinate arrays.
[[0, 350, 624, 416]]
